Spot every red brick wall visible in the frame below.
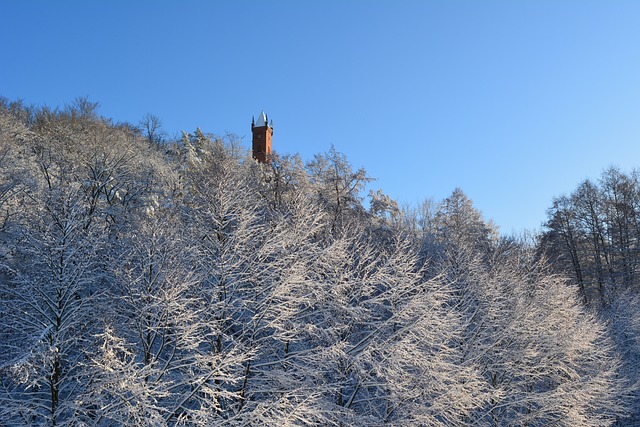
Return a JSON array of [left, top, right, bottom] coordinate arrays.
[[252, 125, 273, 163]]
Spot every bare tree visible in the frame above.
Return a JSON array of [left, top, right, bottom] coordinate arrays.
[[139, 113, 166, 146]]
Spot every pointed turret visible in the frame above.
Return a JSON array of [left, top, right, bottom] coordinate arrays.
[[255, 111, 268, 127]]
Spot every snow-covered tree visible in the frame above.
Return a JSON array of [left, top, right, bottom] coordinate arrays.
[[306, 146, 373, 233], [0, 183, 107, 425], [316, 231, 485, 425], [433, 189, 626, 426]]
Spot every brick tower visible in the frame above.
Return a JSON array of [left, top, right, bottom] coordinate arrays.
[[251, 111, 273, 163]]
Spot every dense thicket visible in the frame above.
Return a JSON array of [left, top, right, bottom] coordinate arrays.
[[539, 167, 640, 425], [0, 98, 633, 425]]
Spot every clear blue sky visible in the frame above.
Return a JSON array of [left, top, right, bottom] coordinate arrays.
[[2, 1, 640, 234]]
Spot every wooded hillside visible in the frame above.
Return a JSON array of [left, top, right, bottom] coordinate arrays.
[[0, 98, 635, 426]]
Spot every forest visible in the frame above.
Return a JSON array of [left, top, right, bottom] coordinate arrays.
[[0, 97, 639, 426]]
